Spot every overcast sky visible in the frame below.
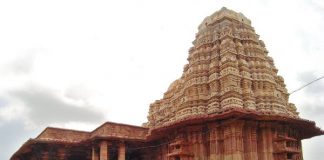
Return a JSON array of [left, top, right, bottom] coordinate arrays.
[[0, 0, 323, 159]]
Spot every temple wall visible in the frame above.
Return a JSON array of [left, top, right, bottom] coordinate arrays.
[[148, 120, 302, 160], [14, 120, 303, 160]]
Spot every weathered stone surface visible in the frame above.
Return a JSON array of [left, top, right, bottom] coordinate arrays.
[[147, 7, 298, 129], [91, 122, 148, 140], [148, 120, 305, 160], [118, 142, 125, 160], [100, 141, 109, 160], [36, 127, 89, 143]]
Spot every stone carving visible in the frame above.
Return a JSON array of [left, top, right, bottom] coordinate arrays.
[[147, 7, 299, 128]]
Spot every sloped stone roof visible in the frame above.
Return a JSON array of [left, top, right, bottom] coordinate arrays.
[[34, 121, 148, 143], [36, 127, 90, 143], [90, 121, 148, 140]]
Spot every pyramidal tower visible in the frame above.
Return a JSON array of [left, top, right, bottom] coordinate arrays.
[[146, 7, 323, 160], [147, 7, 299, 129]]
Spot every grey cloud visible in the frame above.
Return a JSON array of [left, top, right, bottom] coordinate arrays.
[[0, 120, 40, 160], [298, 71, 317, 84], [64, 86, 93, 102], [299, 103, 324, 118], [296, 71, 324, 95], [0, 96, 9, 123], [9, 55, 34, 74], [0, 97, 8, 108], [296, 71, 324, 160], [4, 49, 38, 75], [8, 85, 105, 126], [303, 136, 324, 160], [1, 48, 47, 76], [297, 71, 324, 126]]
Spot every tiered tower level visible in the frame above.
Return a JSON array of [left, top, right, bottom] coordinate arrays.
[[148, 7, 298, 128], [146, 7, 323, 160]]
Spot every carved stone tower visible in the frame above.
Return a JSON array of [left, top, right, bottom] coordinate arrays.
[[146, 7, 323, 160]]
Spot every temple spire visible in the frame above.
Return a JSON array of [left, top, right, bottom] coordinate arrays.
[[147, 7, 297, 128]]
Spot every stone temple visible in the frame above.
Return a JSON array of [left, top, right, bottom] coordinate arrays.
[[11, 7, 323, 160]]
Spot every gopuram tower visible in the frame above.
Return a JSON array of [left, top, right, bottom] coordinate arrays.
[[146, 7, 323, 160]]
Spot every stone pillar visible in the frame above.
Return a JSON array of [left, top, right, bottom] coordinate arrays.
[[250, 124, 258, 160], [100, 141, 109, 160], [224, 120, 244, 160], [299, 140, 303, 160], [118, 142, 126, 160], [215, 128, 225, 160], [224, 125, 232, 160], [258, 123, 273, 160], [265, 126, 273, 160], [197, 132, 205, 159], [209, 122, 222, 160], [233, 121, 244, 160], [244, 121, 258, 160], [92, 145, 99, 160], [209, 128, 217, 160]]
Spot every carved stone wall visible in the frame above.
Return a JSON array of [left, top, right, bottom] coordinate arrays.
[[147, 7, 298, 128], [146, 120, 303, 160]]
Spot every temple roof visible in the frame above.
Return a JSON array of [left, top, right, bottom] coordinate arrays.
[[198, 7, 251, 31], [146, 7, 302, 129], [34, 121, 148, 144], [90, 121, 148, 140], [36, 127, 89, 143], [11, 122, 148, 159]]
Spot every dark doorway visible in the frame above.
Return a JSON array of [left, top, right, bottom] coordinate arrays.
[[68, 153, 87, 160], [126, 149, 143, 160], [109, 147, 118, 160]]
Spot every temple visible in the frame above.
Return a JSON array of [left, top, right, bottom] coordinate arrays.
[[11, 7, 323, 160]]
